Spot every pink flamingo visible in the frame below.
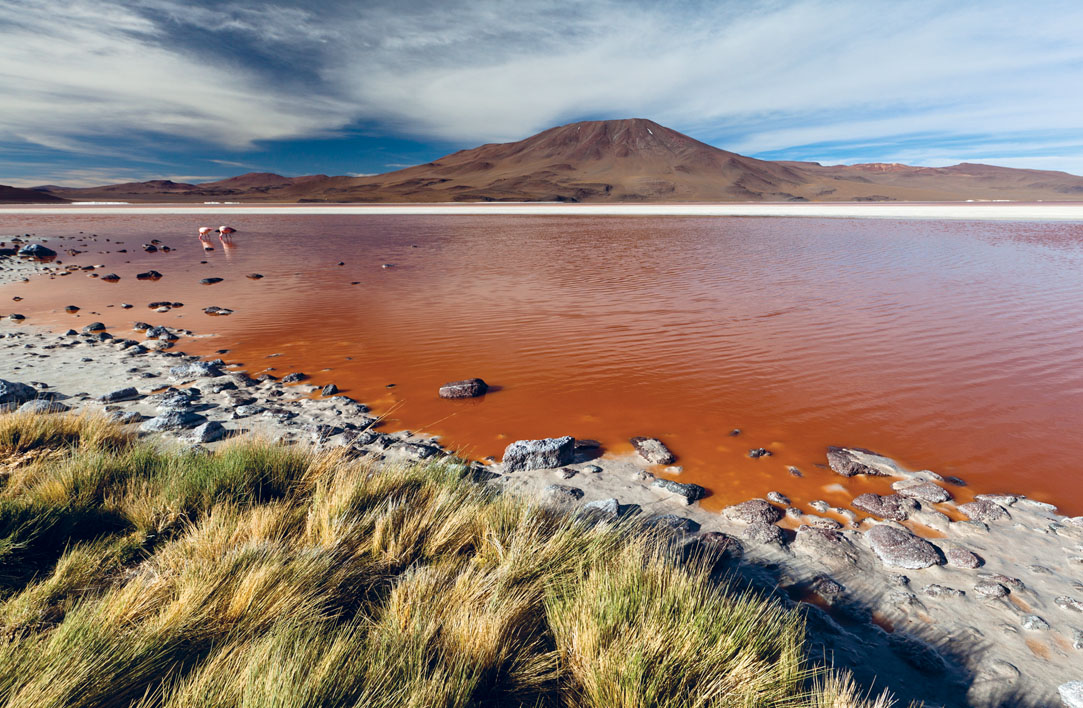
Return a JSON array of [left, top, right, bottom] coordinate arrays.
[[217, 225, 236, 243], [198, 226, 214, 243]]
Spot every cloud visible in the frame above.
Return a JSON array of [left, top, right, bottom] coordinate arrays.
[[4, 0, 1083, 173]]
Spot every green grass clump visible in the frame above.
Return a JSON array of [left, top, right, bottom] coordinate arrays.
[[0, 412, 898, 707]]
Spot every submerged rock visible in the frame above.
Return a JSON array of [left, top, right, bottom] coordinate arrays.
[[438, 378, 489, 399], [630, 436, 675, 464], [502, 436, 575, 472], [865, 524, 942, 569], [826, 446, 889, 477]]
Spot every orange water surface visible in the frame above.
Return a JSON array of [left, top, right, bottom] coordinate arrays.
[[3, 213, 1083, 515]]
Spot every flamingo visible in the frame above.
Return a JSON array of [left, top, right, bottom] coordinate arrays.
[[217, 225, 236, 243], [198, 226, 214, 243]]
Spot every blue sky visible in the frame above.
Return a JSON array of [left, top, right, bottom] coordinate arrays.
[[3, 0, 1083, 186]]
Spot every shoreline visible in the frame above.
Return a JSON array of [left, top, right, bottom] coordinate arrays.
[[2, 251, 1081, 705], [2, 201, 1083, 221]]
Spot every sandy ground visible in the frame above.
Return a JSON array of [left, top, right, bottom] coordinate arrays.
[[3, 249, 1083, 707], [3, 202, 1083, 221]]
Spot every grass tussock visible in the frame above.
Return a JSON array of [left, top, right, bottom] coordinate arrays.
[[0, 411, 897, 708]]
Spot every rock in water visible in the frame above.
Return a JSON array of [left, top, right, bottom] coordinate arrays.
[[865, 524, 942, 569], [826, 446, 888, 477], [852, 493, 917, 521], [438, 378, 489, 399], [630, 436, 675, 464], [502, 436, 575, 472], [0, 379, 38, 405], [17, 243, 56, 258], [281, 372, 307, 383], [651, 478, 707, 505], [82, 322, 106, 333], [893, 479, 953, 503], [321, 383, 338, 396]]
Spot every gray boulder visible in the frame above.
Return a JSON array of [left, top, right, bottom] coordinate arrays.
[[543, 484, 584, 503], [866, 524, 942, 569], [630, 436, 675, 464], [852, 493, 917, 521], [582, 498, 620, 517], [741, 522, 785, 544], [793, 526, 859, 567], [502, 436, 575, 472], [438, 378, 489, 399], [169, 361, 223, 380], [0, 379, 38, 405], [17, 399, 69, 413], [140, 410, 206, 432], [723, 498, 783, 524], [893, 479, 952, 503], [959, 499, 1010, 522], [183, 421, 227, 443], [651, 478, 707, 505]]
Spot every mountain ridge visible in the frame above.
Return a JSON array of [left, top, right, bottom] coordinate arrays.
[[19, 118, 1083, 203]]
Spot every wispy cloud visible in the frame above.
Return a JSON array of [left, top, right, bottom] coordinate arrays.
[[3, 0, 1083, 176]]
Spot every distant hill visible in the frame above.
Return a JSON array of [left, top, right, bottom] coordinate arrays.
[[33, 119, 1083, 203], [0, 184, 68, 204]]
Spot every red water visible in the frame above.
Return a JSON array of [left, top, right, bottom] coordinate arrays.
[[3, 213, 1083, 515]]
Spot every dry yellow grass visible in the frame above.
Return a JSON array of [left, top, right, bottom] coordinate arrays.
[[0, 412, 898, 707]]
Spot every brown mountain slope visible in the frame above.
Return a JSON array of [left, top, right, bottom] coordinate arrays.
[[0, 184, 68, 204], [34, 118, 1083, 203]]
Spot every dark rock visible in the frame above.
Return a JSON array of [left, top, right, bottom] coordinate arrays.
[[826, 446, 888, 477], [64, 305, 79, 313], [203, 306, 233, 316], [139, 410, 207, 432], [142, 243, 157, 252], [133, 322, 151, 331], [766, 491, 790, 505], [321, 383, 339, 396], [438, 378, 489, 399], [100, 273, 121, 282], [17, 243, 56, 258], [200, 277, 223, 285], [7, 314, 24, 321], [281, 372, 307, 383], [246, 273, 263, 279], [82, 322, 106, 333], [0, 379, 38, 405], [502, 436, 575, 472], [389, 442, 441, 461], [630, 436, 675, 464], [959, 500, 1010, 522], [747, 447, 772, 458], [865, 524, 942, 569], [888, 633, 947, 673], [852, 493, 917, 521], [136, 270, 162, 280], [698, 532, 743, 559], [99, 386, 141, 402], [740, 522, 784, 544], [723, 498, 783, 524], [108, 410, 143, 424], [651, 478, 707, 505], [973, 580, 1010, 599]]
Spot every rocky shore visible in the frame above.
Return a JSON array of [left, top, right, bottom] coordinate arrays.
[[2, 249, 1082, 707]]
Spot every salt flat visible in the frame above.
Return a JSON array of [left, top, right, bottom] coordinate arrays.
[[4, 202, 1083, 220]]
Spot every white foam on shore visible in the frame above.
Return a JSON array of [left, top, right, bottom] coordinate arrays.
[[4, 202, 1083, 221]]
